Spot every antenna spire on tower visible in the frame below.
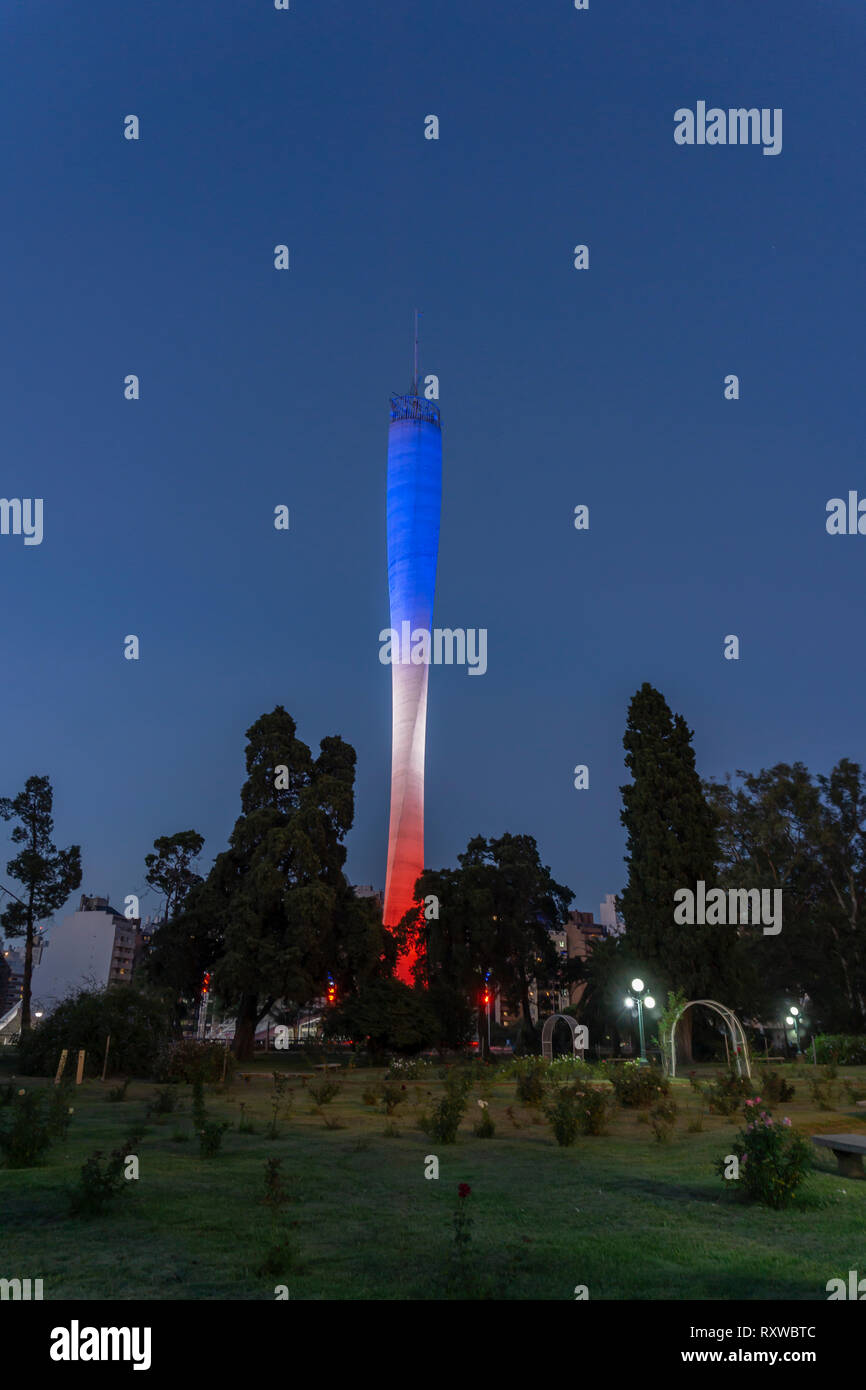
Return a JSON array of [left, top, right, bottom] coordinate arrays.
[[412, 309, 420, 395]]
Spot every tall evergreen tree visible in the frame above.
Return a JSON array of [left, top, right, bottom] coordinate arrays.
[[0, 775, 82, 1031], [187, 707, 386, 1058], [619, 685, 740, 1030]]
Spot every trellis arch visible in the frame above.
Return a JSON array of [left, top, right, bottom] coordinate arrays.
[[541, 1013, 586, 1062], [666, 999, 751, 1079]]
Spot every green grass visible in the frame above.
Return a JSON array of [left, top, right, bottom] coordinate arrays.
[[1, 1056, 864, 1300]]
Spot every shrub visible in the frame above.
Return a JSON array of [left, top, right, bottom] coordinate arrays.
[[261, 1157, 289, 1208], [386, 1056, 432, 1081], [69, 1150, 125, 1215], [0, 1088, 58, 1168], [605, 1061, 670, 1108], [307, 1079, 341, 1107], [547, 1056, 597, 1082], [574, 1083, 611, 1136], [107, 1078, 130, 1103], [757, 1069, 796, 1104], [452, 1183, 473, 1262], [18, 985, 173, 1080], [69, 1128, 143, 1216], [238, 1102, 256, 1134], [813, 1035, 866, 1066], [381, 1081, 407, 1115], [47, 1081, 75, 1141], [809, 1076, 837, 1111], [473, 1100, 495, 1138], [267, 1074, 293, 1139], [361, 1084, 379, 1107], [513, 1058, 548, 1106], [418, 1068, 474, 1143], [718, 1101, 813, 1209], [543, 1084, 583, 1146], [700, 1071, 753, 1116], [147, 1086, 177, 1117], [649, 1096, 679, 1142], [255, 1225, 296, 1278], [419, 1093, 466, 1144], [444, 1068, 473, 1104], [198, 1120, 230, 1157]]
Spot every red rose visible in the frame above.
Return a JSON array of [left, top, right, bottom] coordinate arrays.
[[458, 1182, 471, 1199]]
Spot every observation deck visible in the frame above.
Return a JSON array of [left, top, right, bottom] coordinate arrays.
[[389, 393, 441, 427]]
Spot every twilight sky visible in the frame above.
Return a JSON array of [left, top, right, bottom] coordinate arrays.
[[2, 0, 864, 931]]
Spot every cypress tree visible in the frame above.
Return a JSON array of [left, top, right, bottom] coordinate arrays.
[[620, 685, 738, 1015]]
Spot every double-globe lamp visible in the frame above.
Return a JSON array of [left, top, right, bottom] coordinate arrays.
[[624, 978, 656, 1065]]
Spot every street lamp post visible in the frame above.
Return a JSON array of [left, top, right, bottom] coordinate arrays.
[[624, 978, 656, 1065], [785, 1005, 802, 1054]]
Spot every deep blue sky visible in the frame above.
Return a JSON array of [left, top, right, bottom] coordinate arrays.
[[2, 0, 864, 930]]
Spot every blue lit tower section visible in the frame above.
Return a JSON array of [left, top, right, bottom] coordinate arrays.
[[383, 373, 442, 983]]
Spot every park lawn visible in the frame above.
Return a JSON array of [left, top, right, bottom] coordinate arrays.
[[1, 1058, 865, 1300]]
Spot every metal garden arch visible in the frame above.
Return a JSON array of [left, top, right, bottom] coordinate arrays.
[[666, 999, 751, 1079], [541, 1013, 586, 1062]]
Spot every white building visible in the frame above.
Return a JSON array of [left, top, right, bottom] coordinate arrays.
[[599, 893, 624, 935], [31, 895, 141, 1015]]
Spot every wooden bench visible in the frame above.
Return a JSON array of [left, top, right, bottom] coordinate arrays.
[[812, 1134, 866, 1178]]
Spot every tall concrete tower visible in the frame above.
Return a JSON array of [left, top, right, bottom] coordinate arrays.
[[383, 319, 442, 982]]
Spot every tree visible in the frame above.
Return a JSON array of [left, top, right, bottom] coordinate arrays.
[[197, 707, 384, 1059], [144, 831, 204, 923], [706, 759, 866, 1032], [325, 977, 437, 1059], [565, 933, 642, 1059], [416, 833, 572, 1053], [141, 881, 223, 1029], [653, 989, 689, 1075], [619, 684, 742, 1058], [0, 776, 82, 1031], [17, 984, 173, 1079]]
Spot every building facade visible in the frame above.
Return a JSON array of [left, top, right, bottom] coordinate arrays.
[[31, 894, 146, 1014]]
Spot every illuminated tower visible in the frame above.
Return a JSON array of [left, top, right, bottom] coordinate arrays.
[[383, 316, 442, 982]]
